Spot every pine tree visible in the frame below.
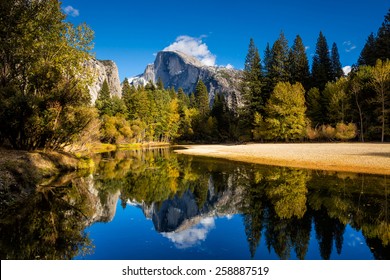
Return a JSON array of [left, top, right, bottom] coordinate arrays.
[[306, 87, 323, 125], [95, 79, 112, 116], [240, 38, 264, 140], [157, 77, 164, 90], [242, 38, 264, 115], [311, 32, 332, 90], [376, 9, 390, 62], [269, 31, 291, 86], [122, 78, 132, 105], [330, 43, 344, 80], [358, 33, 377, 66], [289, 35, 310, 89], [195, 80, 209, 116]]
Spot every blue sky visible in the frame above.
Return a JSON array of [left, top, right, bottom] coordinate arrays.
[[62, 0, 389, 81]]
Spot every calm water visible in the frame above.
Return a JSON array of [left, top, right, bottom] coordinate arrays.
[[0, 148, 389, 260]]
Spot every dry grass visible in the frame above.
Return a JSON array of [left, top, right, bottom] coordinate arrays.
[[174, 143, 390, 175]]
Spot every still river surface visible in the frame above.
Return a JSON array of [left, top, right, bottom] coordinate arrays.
[[1, 148, 389, 260]]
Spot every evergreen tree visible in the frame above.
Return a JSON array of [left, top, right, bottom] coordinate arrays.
[[157, 77, 164, 90], [240, 38, 264, 140], [122, 78, 132, 105], [311, 32, 332, 90], [358, 33, 377, 66], [177, 87, 189, 108], [330, 43, 344, 80], [195, 80, 209, 116], [306, 87, 323, 125], [358, 9, 390, 66], [263, 43, 272, 77], [95, 79, 112, 116], [269, 31, 291, 85], [242, 38, 264, 115], [289, 35, 310, 89], [376, 9, 390, 62]]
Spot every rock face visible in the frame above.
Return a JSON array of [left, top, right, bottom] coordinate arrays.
[[129, 51, 243, 108], [139, 174, 242, 233], [88, 59, 122, 104]]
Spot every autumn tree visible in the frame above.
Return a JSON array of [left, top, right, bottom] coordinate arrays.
[[0, 0, 95, 150], [257, 82, 307, 141], [370, 59, 390, 142]]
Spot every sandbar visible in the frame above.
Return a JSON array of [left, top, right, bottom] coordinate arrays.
[[174, 143, 390, 175]]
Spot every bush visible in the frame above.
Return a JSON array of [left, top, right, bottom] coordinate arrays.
[[335, 123, 357, 140]]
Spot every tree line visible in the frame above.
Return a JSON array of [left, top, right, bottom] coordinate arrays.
[[239, 8, 390, 143], [0, 1, 389, 152]]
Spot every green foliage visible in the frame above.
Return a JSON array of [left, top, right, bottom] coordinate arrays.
[[289, 35, 310, 89], [195, 80, 210, 116], [269, 32, 291, 85], [323, 78, 351, 124], [156, 77, 164, 90], [368, 59, 390, 142], [330, 43, 344, 80], [0, 0, 94, 150], [95, 80, 112, 116], [100, 115, 133, 144], [358, 33, 378, 66], [261, 82, 307, 141], [311, 32, 332, 90], [240, 38, 264, 138], [358, 9, 390, 66], [265, 168, 310, 219], [306, 87, 323, 125]]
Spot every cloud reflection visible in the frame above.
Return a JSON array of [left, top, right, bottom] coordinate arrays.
[[162, 217, 215, 249]]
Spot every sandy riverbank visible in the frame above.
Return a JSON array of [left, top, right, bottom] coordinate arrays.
[[174, 143, 390, 175]]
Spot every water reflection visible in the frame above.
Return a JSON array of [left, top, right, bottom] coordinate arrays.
[[0, 148, 389, 259]]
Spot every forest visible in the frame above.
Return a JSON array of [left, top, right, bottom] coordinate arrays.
[[0, 0, 389, 152]]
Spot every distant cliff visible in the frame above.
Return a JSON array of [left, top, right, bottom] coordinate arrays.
[[129, 51, 243, 109], [88, 59, 122, 104]]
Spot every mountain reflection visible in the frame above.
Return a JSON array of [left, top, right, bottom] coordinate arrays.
[[1, 148, 389, 259]]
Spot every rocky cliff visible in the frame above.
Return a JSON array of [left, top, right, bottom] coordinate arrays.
[[129, 51, 243, 108], [88, 59, 122, 104]]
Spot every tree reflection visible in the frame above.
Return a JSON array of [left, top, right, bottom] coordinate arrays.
[[0, 176, 95, 259], [1, 149, 389, 260]]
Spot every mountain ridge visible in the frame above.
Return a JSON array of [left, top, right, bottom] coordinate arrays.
[[129, 51, 243, 108]]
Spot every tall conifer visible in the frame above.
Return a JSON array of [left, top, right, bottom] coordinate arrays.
[[269, 31, 291, 85], [289, 35, 310, 89], [330, 43, 344, 80], [311, 31, 332, 90], [358, 33, 377, 66]]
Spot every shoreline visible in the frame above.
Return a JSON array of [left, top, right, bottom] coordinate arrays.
[[174, 143, 390, 175]]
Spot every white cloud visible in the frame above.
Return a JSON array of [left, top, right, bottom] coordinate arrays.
[[305, 46, 310, 51], [225, 64, 234, 69], [343, 66, 352, 75], [163, 35, 216, 66], [343, 41, 356, 53], [162, 217, 215, 249], [63, 6, 79, 17]]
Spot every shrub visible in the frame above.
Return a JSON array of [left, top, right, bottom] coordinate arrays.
[[335, 123, 357, 141]]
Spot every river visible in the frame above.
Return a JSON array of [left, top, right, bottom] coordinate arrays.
[[0, 148, 389, 260]]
